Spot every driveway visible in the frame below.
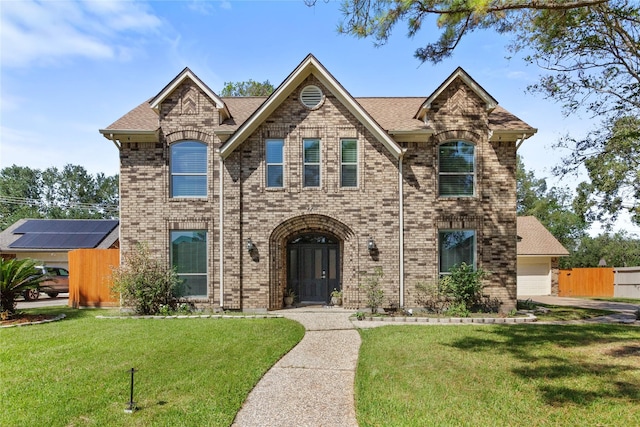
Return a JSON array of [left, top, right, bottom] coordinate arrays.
[[16, 293, 69, 310], [521, 295, 639, 313]]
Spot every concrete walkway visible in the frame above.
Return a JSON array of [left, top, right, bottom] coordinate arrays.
[[233, 297, 638, 426], [232, 306, 360, 427]]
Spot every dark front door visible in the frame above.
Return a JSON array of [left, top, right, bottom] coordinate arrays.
[[287, 234, 340, 304]]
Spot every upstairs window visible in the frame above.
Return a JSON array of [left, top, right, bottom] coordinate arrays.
[[266, 139, 284, 188], [170, 141, 207, 197], [439, 141, 475, 197], [303, 139, 321, 187], [341, 139, 358, 187], [439, 230, 476, 274]]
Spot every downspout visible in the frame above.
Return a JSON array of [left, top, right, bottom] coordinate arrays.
[[515, 134, 527, 151], [398, 148, 407, 308], [218, 150, 225, 309]]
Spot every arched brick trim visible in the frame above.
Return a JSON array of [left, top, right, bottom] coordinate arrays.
[[165, 129, 215, 145], [431, 129, 482, 144], [268, 214, 355, 309]]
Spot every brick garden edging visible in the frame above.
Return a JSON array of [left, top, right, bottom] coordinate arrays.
[[95, 314, 285, 320], [353, 313, 537, 324]]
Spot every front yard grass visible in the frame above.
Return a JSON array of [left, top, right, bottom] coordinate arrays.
[[1, 307, 304, 427], [356, 324, 640, 426]]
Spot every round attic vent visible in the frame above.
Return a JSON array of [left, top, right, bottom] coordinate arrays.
[[300, 85, 324, 109]]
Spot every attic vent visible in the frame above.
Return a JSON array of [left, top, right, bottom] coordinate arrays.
[[300, 85, 324, 109]]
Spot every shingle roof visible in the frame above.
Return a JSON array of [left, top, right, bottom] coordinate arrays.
[[219, 97, 268, 131], [517, 216, 569, 256], [102, 96, 534, 134], [103, 100, 158, 131], [356, 97, 428, 132]]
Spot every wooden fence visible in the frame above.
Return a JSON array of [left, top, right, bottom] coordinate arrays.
[[68, 249, 119, 308], [558, 268, 614, 297]]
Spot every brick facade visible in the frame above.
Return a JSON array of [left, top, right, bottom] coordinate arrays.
[[106, 56, 534, 312]]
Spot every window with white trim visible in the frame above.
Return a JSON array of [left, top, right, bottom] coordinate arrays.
[[170, 141, 207, 197], [303, 138, 321, 187], [266, 139, 284, 188], [439, 230, 476, 274], [340, 139, 358, 187], [171, 230, 207, 298], [438, 141, 475, 197]]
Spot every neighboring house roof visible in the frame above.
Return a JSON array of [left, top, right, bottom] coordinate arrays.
[[517, 216, 569, 256], [100, 55, 536, 145], [0, 219, 120, 252]]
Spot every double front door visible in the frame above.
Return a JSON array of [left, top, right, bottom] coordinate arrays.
[[287, 235, 340, 304]]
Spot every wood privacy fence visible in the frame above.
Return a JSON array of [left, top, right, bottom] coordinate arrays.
[[68, 249, 119, 308], [558, 268, 614, 297]]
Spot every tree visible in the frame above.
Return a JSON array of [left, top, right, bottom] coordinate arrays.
[[564, 232, 640, 267], [0, 166, 43, 230], [0, 258, 46, 315], [220, 80, 275, 97], [0, 164, 119, 231], [516, 155, 587, 251], [310, 0, 639, 225], [567, 116, 640, 226]]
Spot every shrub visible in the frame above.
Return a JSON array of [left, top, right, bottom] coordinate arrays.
[[111, 243, 180, 315], [0, 258, 45, 314], [415, 281, 451, 314], [446, 301, 471, 317], [439, 263, 487, 311], [360, 267, 384, 313]]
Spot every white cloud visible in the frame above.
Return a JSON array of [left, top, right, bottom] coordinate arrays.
[[0, 0, 162, 68]]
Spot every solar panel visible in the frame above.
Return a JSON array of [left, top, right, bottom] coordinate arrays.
[[9, 220, 118, 249]]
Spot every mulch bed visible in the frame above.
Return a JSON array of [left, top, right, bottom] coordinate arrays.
[[1, 313, 58, 327]]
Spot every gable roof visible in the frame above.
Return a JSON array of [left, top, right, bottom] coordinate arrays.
[[517, 216, 569, 257], [219, 54, 405, 160], [149, 67, 231, 120], [100, 57, 536, 145], [415, 67, 498, 121], [0, 219, 119, 252]]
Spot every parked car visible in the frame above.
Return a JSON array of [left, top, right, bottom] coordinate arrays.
[[22, 266, 70, 300]]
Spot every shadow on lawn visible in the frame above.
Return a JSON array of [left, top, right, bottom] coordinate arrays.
[[449, 324, 640, 406]]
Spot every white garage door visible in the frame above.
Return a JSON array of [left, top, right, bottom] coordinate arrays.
[[517, 258, 551, 296]]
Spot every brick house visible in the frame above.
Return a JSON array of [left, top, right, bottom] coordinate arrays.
[[100, 54, 536, 312]]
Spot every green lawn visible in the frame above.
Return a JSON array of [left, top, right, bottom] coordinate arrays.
[[1, 307, 304, 427], [356, 324, 640, 426]]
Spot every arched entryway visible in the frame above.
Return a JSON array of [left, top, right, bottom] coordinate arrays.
[[287, 234, 340, 304], [269, 214, 355, 309]]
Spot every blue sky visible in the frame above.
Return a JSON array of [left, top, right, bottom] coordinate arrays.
[[1, 0, 636, 235]]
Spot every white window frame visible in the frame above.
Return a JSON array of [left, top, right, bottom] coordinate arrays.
[[340, 138, 358, 188], [170, 141, 208, 198], [303, 138, 321, 188], [438, 141, 476, 197], [265, 139, 284, 188]]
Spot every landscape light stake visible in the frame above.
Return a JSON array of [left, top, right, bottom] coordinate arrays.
[[125, 368, 138, 413]]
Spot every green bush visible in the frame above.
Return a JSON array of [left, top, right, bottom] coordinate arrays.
[[111, 243, 180, 315], [439, 263, 487, 311], [361, 267, 384, 313], [0, 258, 45, 314], [415, 281, 451, 314]]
